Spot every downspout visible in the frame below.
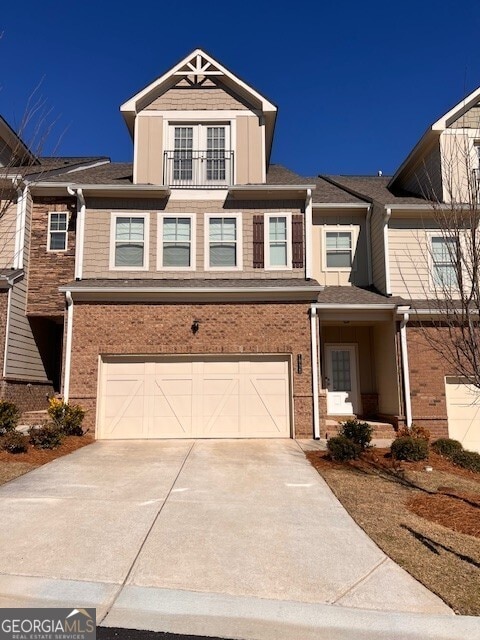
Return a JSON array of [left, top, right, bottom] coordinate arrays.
[[366, 204, 373, 286], [2, 287, 12, 378], [399, 311, 412, 428], [63, 291, 74, 402], [310, 305, 320, 439], [305, 188, 313, 279], [384, 207, 392, 296], [68, 187, 85, 280]]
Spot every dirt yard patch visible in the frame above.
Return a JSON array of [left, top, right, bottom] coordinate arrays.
[[0, 434, 94, 485], [307, 448, 480, 616]]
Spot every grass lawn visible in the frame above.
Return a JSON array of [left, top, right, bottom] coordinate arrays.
[[0, 434, 94, 485], [307, 447, 480, 616]]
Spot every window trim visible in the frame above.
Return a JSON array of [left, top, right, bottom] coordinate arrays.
[[157, 213, 196, 271], [204, 212, 243, 271], [322, 225, 358, 272], [264, 212, 292, 270], [109, 213, 150, 271], [47, 211, 69, 252], [429, 232, 459, 291]]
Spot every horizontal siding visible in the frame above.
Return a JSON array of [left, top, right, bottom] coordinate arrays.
[[371, 203, 386, 293], [397, 142, 442, 201], [82, 199, 306, 280], [311, 212, 369, 286], [389, 219, 444, 298], [5, 279, 49, 381], [0, 201, 18, 268]]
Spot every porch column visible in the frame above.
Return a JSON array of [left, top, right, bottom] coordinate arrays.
[[310, 305, 320, 439], [399, 308, 412, 428]]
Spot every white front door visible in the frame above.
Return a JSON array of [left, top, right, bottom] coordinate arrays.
[[324, 344, 360, 415]]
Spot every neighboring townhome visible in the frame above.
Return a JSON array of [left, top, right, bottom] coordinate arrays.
[[325, 86, 480, 452], [0, 116, 109, 411]]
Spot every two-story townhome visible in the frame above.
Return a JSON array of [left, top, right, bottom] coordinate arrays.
[[0, 116, 109, 412], [26, 50, 325, 439]]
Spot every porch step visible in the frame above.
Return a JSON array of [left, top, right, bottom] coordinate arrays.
[[325, 419, 397, 440], [18, 410, 49, 430]]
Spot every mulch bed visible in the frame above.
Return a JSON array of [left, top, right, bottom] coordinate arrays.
[[0, 433, 94, 465], [407, 490, 480, 538]]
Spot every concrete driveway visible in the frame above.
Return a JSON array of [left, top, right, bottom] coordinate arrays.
[[0, 439, 477, 640]]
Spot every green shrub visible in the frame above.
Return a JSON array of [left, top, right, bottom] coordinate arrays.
[[327, 435, 360, 461], [1, 431, 28, 454], [339, 419, 373, 450], [431, 438, 463, 458], [397, 424, 431, 442], [450, 449, 480, 473], [29, 424, 63, 449], [0, 401, 20, 434], [391, 436, 428, 461], [48, 398, 85, 436]]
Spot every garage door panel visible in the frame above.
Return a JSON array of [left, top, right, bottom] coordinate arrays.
[[98, 357, 291, 439], [445, 378, 480, 453]]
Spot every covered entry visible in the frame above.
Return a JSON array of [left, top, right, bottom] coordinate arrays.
[[97, 355, 292, 439]]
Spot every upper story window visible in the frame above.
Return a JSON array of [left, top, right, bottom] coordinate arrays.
[[48, 212, 68, 251], [166, 124, 232, 188], [325, 230, 353, 269], [265, 214, 292, 269], [431, 236, 457, 288], [110, 214, 149, 270], [205, 213, 242, 270], [158, 214, 195, 269]]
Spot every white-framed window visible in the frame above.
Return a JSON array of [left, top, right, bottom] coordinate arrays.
[[205, 213, 242, 270], [265, 213, 292, 269], [109, 213, 149, 270], [431, 235, 458, 288], [167, 123, 231, 186], [157, 214, 196, 270], [323, 227, 356, 271], [48, 212, 68, 251]]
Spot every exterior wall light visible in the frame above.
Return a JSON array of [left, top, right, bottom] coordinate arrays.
[[191, 320, 200, 334]]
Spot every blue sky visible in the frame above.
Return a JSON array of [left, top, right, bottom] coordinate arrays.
[[2, 0, 480, 177]]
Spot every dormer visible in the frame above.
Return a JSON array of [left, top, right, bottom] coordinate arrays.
[[390, 86, 480, 204], [121, 49, 277, 188]]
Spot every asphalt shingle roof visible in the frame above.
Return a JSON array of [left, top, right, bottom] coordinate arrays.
[[45, 162, 133, 184], [3, 157, 110, 178], [62, 278, 322, 290], [316, 286, 403, 306], [323, 175, 433, 205]]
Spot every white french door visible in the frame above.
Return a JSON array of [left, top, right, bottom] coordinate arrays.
[[324, 344, 360, 415]]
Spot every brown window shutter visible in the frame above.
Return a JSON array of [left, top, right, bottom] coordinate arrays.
[[253, 215, 264, 268], [292, 215, 304, 268]]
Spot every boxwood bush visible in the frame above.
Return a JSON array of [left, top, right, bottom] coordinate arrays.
[[1, 431, 28, 454], [327, 435, 360, 461], [391, 436, 428, 461], [339, 419, 373, 451], [431, 438, 463, 458], [48, 398, 85, 436], [450, 449, 480, 473], [29, 424, 63, 449]]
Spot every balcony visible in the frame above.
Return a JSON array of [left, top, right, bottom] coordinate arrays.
[[163, 150, 234, 189]]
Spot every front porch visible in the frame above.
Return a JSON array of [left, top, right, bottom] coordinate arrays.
[[311, 292, 410, 439]]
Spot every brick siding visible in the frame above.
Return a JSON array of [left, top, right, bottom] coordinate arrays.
[[27, 198, 76, 316], [407, 324, 451, 439], [0, 379, 53, 413], [68, 301, 314, 438]]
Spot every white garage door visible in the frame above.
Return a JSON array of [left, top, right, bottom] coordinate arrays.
[[97, 356, 291, 439], [445, 377, 480, 453]]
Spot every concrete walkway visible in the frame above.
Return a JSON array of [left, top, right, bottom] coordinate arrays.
[[0, 439, 477, 640]]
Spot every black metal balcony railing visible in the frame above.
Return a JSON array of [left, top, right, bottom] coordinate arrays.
[[163, 150, 234, 189]]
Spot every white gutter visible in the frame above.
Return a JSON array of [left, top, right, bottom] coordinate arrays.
[[399, 310, 412, 428], [229, 184, 316, 192], [366, 204, 373, 286], [63, 291, 74, 402], [68, 187, 86, 280], [313, 303, 396, 311], [305, 188, 313, 279], [31, 183, 171, 193], [312, 202, 369, 209], [384, 207, 392, 296], [60, 285, 322, 295], [310, 306, 320, 439]]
